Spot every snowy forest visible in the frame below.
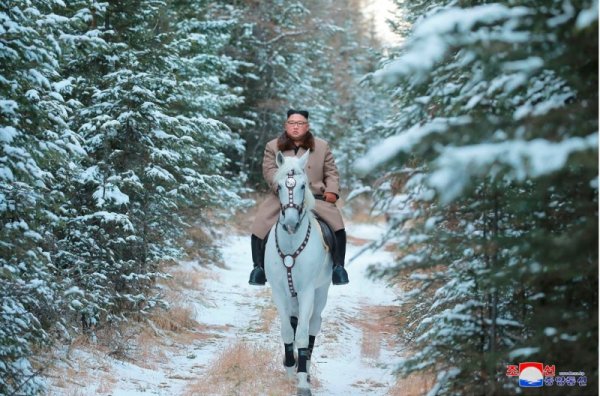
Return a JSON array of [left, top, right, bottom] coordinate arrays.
[[1, 0, 598, 395]]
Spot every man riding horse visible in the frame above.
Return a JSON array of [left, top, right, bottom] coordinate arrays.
[[249, 109, 350, 286]]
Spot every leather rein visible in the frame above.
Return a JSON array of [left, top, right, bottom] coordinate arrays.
[[275, 170, 311, 297]]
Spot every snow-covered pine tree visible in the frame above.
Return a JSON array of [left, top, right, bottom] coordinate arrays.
[[359, 0, 598, 394], [55, 0, 246, 329], [166, 0, 247, 204], [161, 0, 250, 254], [0, 1, 86, 393]]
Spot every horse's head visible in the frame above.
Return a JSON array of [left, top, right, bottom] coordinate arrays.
[[274, 150, 315, 234]]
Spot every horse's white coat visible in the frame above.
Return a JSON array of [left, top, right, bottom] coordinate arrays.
[[265, 151, 332, 395]]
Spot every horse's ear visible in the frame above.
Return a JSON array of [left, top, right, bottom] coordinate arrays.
[[276, 151, 285, 168], [298, 149, 310, 169]]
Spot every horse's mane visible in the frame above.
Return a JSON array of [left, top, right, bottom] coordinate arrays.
[[274, 157, 315, 213]]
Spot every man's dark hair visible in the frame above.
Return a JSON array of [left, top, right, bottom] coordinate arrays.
[[287, 109, 309, 119]]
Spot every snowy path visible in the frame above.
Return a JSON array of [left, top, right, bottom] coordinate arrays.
[[44, 222, 402, 395], [204, 223, 401, 395]]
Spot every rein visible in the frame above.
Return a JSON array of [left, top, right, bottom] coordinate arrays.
[[275, 170, 311, 297]]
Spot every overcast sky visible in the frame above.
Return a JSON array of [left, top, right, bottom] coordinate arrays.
[[362, 0, 401, 45]]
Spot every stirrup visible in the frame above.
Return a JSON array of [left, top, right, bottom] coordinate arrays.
[[332, 265, 349, 285], [249, 266, 266, 285]]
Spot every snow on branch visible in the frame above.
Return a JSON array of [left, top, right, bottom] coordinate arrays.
[[354, 116, 472, 174], [426, 367, 461, 396], [576, 0, 599, 29], [373, 4, 531, 84], [93, 184, 130, 206], [508, 347, 541, 359], [76, 211, 134, 231], [429, 132, 599, 203]]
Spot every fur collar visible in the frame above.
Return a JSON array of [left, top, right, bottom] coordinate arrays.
[[277, 131, 315, 152]]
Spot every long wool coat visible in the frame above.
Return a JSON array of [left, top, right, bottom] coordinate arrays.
[[250, 136, 345, 239]]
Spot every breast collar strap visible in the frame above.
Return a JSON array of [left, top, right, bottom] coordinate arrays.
[[275, 220, 312, 298]]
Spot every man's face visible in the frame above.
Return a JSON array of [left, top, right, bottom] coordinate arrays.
[[285, 114, 309, 141]]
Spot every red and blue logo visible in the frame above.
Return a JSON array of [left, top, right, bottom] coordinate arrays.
[[506, 362, 586, 388], [518, 362, 544, 387]]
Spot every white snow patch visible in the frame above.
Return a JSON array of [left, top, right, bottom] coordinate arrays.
[[0, 126, 18, 143], [576, 0, 598, 29], [93, 184, 130, 206], [43, 222, 404, 395], [355, 116, 471, 173], [509, 347, 540, 359], [429, 133, 598, 203], [373, 4, 531, 83]]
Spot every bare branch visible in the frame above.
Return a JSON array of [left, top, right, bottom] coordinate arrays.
[[260, 30, 310, 46]]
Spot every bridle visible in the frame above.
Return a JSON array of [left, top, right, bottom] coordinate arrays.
[[275, 170, 311, 297], [280, 170, 304, 216], [279, 170, 308, 233]]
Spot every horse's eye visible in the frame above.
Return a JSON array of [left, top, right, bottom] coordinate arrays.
[[301, 185, 305, 189]]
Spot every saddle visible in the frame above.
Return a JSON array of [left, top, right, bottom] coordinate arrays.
[[261, 216, 336, 262], [315, 216, 336, 258]]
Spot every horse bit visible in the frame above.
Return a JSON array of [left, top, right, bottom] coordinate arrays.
[[275, 170, 311, 297]]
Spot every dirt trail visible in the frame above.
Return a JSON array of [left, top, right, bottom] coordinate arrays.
[[44, 223, 408, 395]]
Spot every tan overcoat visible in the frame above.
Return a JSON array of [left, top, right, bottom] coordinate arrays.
[[250, 136, 345, 239]]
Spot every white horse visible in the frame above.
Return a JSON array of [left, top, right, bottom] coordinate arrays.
[[264, 150, 332, 396]]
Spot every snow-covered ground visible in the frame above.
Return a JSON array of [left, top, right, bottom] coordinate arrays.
[[43, 222, 402, 395]]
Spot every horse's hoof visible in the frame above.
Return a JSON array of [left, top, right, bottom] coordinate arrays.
[[297, 372, 310, 394], [297, 388, 312, 396]]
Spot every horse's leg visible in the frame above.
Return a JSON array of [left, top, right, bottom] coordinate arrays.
[[288, 300, 300, 376], [308, 285, 329, 337], [271, 288, 296, 378], [305, 335, 315, 383], [295, 290, 315, 394], [290, 315, 299, 364], [284, 342, 295, 378], [305, 285, 329, 381], [291, 299, 300, 338], [290, 315, 298, 338]]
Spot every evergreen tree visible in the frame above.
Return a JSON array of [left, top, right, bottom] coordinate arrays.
[[0, 1, 85, 393], [56, 0, 246, 327], [2, 1, 248, 392], [360, 0, 598, 394]]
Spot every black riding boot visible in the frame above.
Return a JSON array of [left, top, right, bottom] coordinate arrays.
[[249, 234, 267, 285], [332, 229, 349, 285]]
